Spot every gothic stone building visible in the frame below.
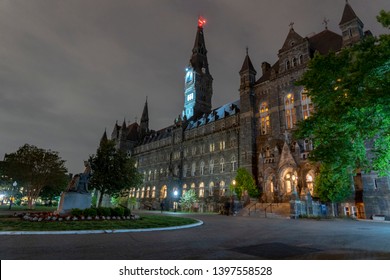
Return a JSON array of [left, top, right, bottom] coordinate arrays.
[[105, 2, 390, 218]]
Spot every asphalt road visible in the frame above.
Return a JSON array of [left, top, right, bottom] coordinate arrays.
[[1, 213, 390, 260]]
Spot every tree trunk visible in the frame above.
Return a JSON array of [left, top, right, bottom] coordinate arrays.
[[98, 191, 104, 208], [28, 197, 34, 209]]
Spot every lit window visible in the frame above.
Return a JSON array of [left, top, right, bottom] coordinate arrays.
[[219, 140, 226, 150], [301, 90, 314, 120], [209, 142, 215, 152], [260, 102, 270, 135], [152, 186, 156, 198], [285, 93, 296, 129], [187, 93, 194, 101], [199, 182, 205, 198]]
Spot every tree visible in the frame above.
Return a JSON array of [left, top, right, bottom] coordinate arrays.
[[39, 173, 68, 206], [88, 140, 143, 207], [3, 144, 68, 208], [230, 167, 259, 199], [179, 189, 197, 212], [295, 13, 390, 202]]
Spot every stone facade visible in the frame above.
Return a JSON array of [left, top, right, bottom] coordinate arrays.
[[103, 2, 390, 218]]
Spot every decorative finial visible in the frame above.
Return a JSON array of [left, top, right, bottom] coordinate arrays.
[[323, 17, 329, 29], [135, 116, 138, 123], [289, 22, 294, 30], [246, 46, 249, 56]]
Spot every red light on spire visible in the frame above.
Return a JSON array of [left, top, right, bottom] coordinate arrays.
[[198, 16, 206, 28]]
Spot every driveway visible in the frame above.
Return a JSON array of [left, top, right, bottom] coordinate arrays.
[[1, 213, 390, 259]]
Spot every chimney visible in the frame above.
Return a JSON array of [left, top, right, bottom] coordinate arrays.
[[261, 62, 271, 75]]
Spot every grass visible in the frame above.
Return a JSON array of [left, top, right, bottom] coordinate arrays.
[[0, 215, 198, 231]]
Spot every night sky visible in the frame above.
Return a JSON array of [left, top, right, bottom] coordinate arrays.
[[1, 0, 389, 174]]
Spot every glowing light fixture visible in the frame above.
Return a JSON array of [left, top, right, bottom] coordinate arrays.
[[198, 16, 206, 28]]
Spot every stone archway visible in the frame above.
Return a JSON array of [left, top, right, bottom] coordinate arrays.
[[279, 167, 298, 197]]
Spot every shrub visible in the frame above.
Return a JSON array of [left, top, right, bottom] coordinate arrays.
[[83, 208, 97, 217], [71, 208, 83, 216], [111, 207, 124, 217], [97, 207, 111, 217], [124, 208, 131, 216]]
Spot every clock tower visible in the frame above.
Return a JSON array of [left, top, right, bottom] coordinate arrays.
[[183, 16, 213, 119]]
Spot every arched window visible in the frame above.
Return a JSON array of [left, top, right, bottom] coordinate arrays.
[[220, 181, 226, 196], [301, 90, 313, 120], [146, 187, 150, 198], [299, 55, 303, 64], [260, 102, 270, 135], [209, 159, 214, 174], [200, 161, 205, 175], [191, 162, 196, 176], [160, 185, 167, 199], [182, 184, 187, 195], [154, 170, 158, 180], [292, 57, 297, 67], [199, 182, 205, 198], [148, 171, 152, 181], [151, 186, 156, 198], [306, 173, 314, 195], [286, 60, 290, 70], [141, 187, 145, 198], [220, 158, 225, 173], [231, 156, 237, 171], [285, 93, 296, 129], [208, 182, 214, 196], [183, 164, 188, 177]]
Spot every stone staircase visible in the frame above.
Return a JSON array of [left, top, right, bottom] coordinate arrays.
[[238, 202, 291, 219]]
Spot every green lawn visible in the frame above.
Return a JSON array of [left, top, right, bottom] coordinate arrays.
[[0, 215, 198, 231]]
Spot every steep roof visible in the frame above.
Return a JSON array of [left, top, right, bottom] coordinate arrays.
[[239, 53, 256, 74], [126, 122, 140, 142], [279, 27, 305, 53], [339, 2, 360, 25], [186, 100, 240, 130], [308, 29, 342, 54]]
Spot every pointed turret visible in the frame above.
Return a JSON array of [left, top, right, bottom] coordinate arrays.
[[239, 48, 257, 91], [140, 98, 149, 139], [100, 129, 108, 146], [339, 1, 364, 47]]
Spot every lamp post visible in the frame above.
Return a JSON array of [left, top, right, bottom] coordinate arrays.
[[9, 181, 17, 210], [173, 189, 178, 212]]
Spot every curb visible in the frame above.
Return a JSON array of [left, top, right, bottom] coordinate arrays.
[[0, 219, 203, 235]]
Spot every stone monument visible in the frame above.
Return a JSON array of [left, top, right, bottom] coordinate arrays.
[[57, 161, 92, 214]]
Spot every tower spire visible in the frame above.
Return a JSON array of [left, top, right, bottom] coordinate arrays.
[[140, 97, 149, 138], [183, 16, 213, 119]]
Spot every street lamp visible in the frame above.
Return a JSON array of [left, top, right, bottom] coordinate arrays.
[[173, 189, 178, 212]]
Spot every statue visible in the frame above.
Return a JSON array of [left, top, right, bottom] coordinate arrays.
[[57, 161, 92, 214], [66, 161, 91, 193]]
